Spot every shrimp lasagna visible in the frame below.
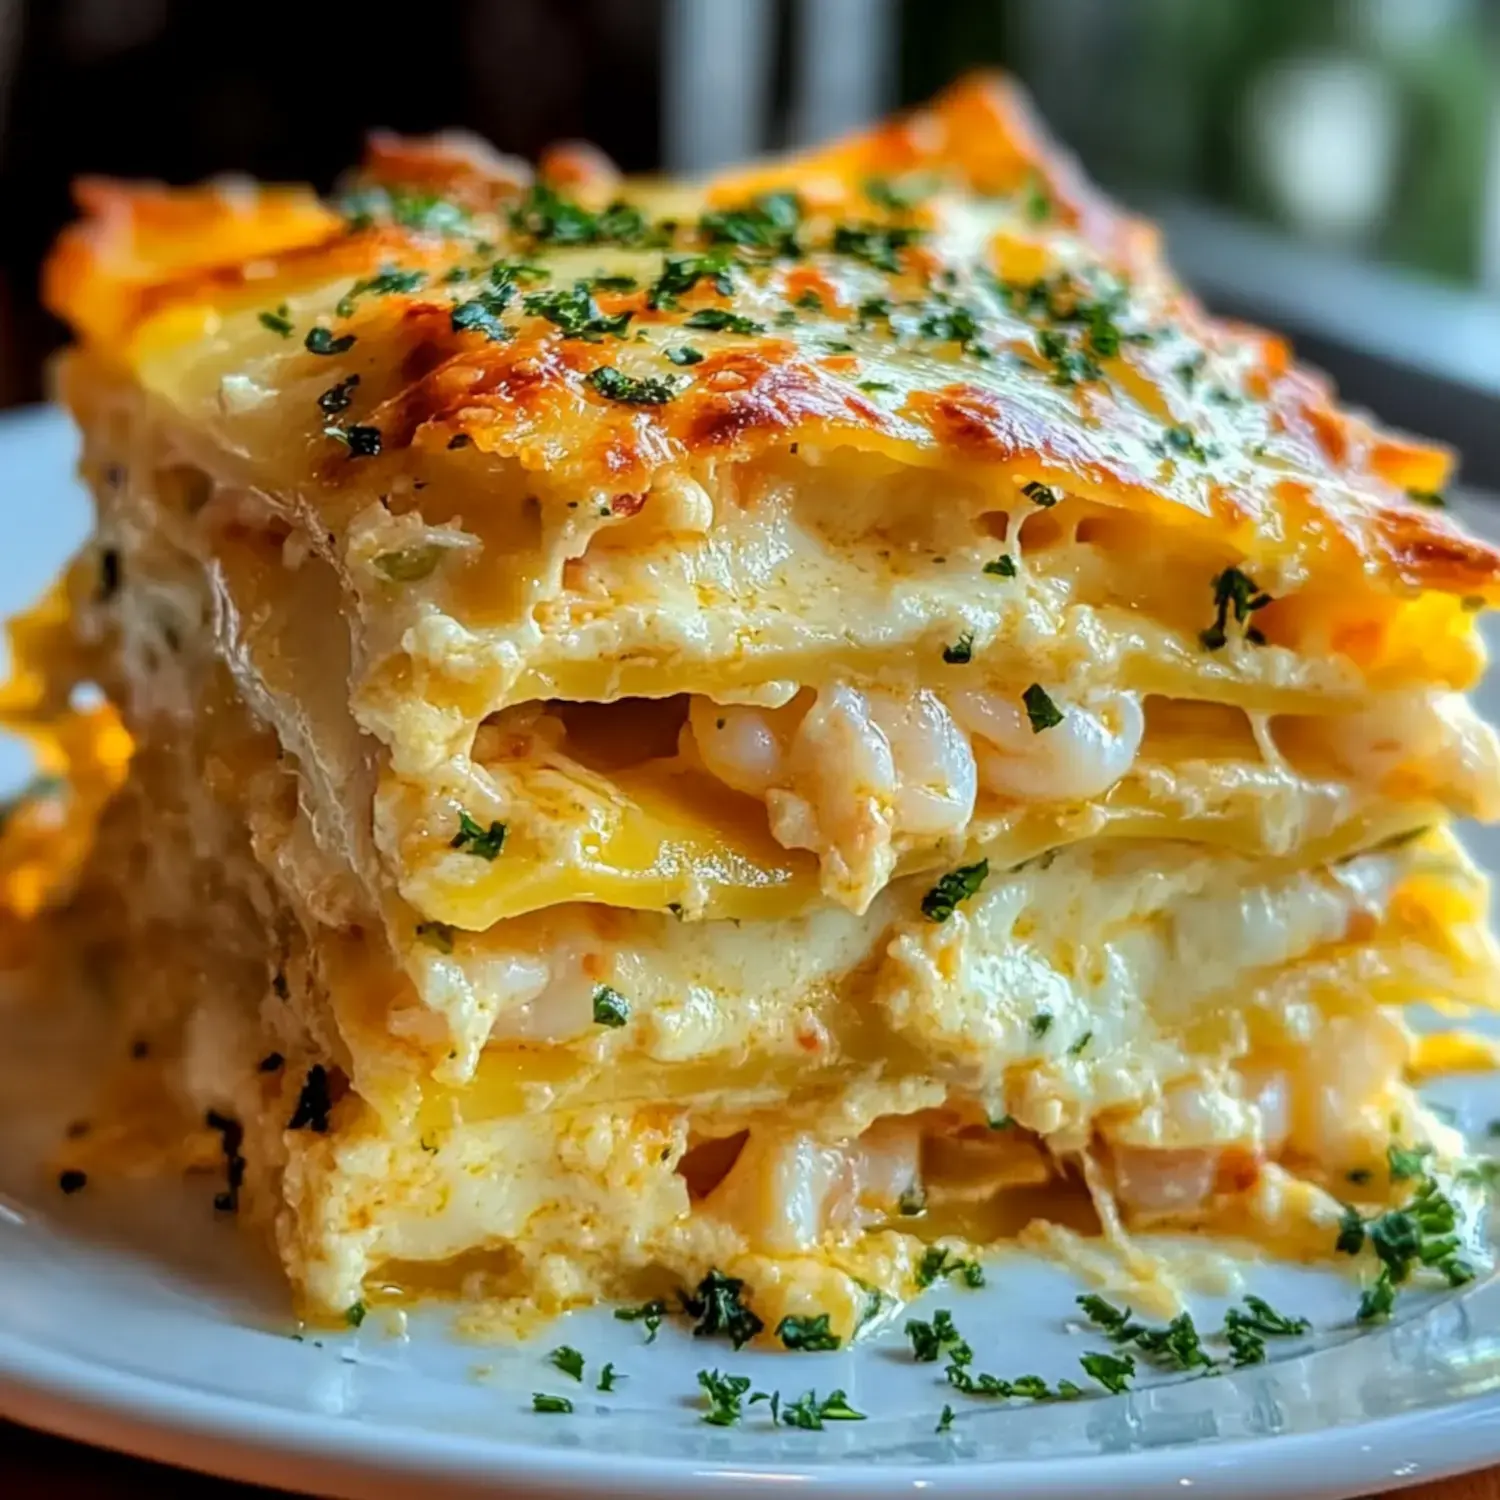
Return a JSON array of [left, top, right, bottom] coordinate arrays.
[[7, 73, 1500, 1333]]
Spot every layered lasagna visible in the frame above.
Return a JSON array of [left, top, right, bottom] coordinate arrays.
[[6, 74, 1500, 1337]]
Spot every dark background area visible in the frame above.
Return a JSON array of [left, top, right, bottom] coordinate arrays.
[[0, 0, 1497, 445]]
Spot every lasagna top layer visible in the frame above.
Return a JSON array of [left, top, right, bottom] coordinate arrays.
[[43, 79, 1500, 763]]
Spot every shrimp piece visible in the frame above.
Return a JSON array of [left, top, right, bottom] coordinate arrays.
[[767, 684, 900, 911], [949, 687, 1143, 801], [866, 689, 978, 838]]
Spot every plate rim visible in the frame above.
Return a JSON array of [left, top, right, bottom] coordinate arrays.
[[4, 1324, 1500, 1500]]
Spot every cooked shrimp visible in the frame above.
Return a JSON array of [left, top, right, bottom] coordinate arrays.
[[949, 686, 1143, 801]]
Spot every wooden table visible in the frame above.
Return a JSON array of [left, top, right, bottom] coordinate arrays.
[[3, 1422, 1498, 1498]]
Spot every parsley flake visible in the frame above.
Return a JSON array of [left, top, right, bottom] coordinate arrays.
[[1079, 1350, 1135, 1394], [682, 1269, 764, 1349], [920, 859, 989, 922], [1200, 567, 1271, 650], [304, 327, 356, 357], [683, 307, 765, 336], [614, 1298, 668, 1342], [586, 367, 678, 405], [451, 811, 506, 860], [698, 1368, 753, 1426], [549, 1346, 585, 1382], [1022, 683, 1063, 732], [597, 1362, 621, 1392], [335, 268, 425, 319], [942, 631, 975, 664], [532, 1393, 573, 1415], [592, 984, 630, 1027], [776, 1314, 841, 1352], [259, 306, 294, 337], [317, 373, 361, 415], [666, 345, 704, 366], [1022, 480, 1060, 507], [984, 554, 1017, 578], [345, 1301, 367, 1329]]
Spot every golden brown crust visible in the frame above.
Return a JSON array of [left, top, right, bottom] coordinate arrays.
[[40, 71, 1500, 602]]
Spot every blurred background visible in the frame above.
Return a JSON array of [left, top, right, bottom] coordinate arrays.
[[0, 0, 1497, 473]]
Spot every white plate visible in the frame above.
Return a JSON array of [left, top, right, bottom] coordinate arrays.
[[4, 402, 1500, 1499]]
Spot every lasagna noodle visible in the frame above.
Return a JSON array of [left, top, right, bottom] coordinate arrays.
[[10, 72, 1500, 1325]]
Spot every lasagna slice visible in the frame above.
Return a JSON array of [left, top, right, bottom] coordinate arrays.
[[6, 73, 1499, 1335]]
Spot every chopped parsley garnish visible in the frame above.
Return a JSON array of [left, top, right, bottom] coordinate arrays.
[[317, 373, 361, 415], [304, 326, 356, 357], [58, 1169, 87, 1195], [942, 631, 974, 664], [920, 859, 989, 922], [698, 1368, 752, 1426], [776, 1314, 841, 1352], [1022, 480, 1060, 507], [450, 294, 513, 342], [592, 984, 630, 1027], [1200, 567, 1271, 651], [916, 1246, 985, 1289], [341, 185, 471, 236], [1037, 328, 1101, 386], [586, 366, 679, 405], [1067, 1030, 1093, 1057], [681, 1269, 764, 1349], [414, 920, 455, 953], [984, 554, 1017, 578], [1221, 1293, 1310, 1366], [898, 1186, 927, 1216], [946, 1366, 1082, 1401], [373, 543, 444, 582], [325, 424, 382, 457], [1406, 488, 1446, 508], [532, 1393, 573, 1415], [936, 1403, 956, 1433], [647, 250, 735, 309], [1337, 1173, 1476, 1321], [345, 1301, 367, 1329], [864, 175, 934, 212], [259, 306, 294, 337], [794, 288, 825, 311], [683, 307, 765, 336], [856, 379, 895, 393], [525, 281, 632, 341], [597, 1362, 621, 1392], [699, 191, 802, 258], [831, 222, 924, 272], [287, 1065, 332, 1133], [1079, 1351, 1136, 1394], [989, 1113, 1013, 1130], [1022, 683, 1064, 732], [917, 302, 985, 356], [1023, 173, 1052, 223], [450, 811, 507, 860], [614, 1298, 668, 1342], [549, 1346, 585, 1382], [335, 267, 426, 318], [1030, 1011, 1054, 1038], [775, 1389, 866, 1429], [1161, 424, 1214, 462], [906, 1308, 968, 1363], [510, 183, 656, 248], [666, 345, 704, 366], [1388, 1142, 1433, 1182]]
